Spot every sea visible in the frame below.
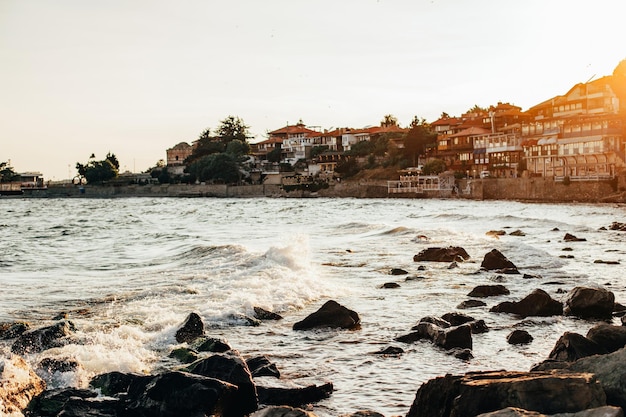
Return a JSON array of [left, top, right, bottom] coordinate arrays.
[[1, 197, 625, 416]]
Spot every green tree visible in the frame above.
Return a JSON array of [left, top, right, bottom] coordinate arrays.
[[76, 154, 119, 184], [216, 116, 250, 144], [105, 152, 120, 170], [225, 139, 251, 158], [404, 116, 437, 165], [422, 159, 447, 175], [380, 114, 398, 127], [267, 147, 282, 163], [185, 153, 241, 184]]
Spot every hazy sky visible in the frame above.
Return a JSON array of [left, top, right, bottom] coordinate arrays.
[[2, 0, 625, 180]]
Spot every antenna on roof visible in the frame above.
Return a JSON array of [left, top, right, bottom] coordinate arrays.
[[584, 74, 596, 84]]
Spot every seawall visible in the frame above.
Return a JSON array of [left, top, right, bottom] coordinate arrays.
[[14, 174, 626, 203]]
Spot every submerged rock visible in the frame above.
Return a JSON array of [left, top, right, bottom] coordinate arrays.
[[490, 289, 563, 318], [257, 382, 333, 407], [413, 246, 470, 263], [564, 233, 587, 242], [252, 405, 319, 417], [254, 307, 283, 321], [507, 330, 533, 345], [457, 299, 487, 309], [247, 355, 281, 378], [0, 322, 29, 339], [468, 284, 510, 298], [293, 300, 360, 330]]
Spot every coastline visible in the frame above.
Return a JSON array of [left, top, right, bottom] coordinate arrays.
[[9, 174, 626, 204]]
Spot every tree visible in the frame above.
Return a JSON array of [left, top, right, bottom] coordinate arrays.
[[105, 152, 120, 170], [267, 147, 282, 163], [0, 162, 20, 182], [422, 159, 447, 175], [380, 114, 398, 127], [404, 116, 437, 165], [185, 153, 241, 184], [225, 139, 251, 158], [216, 116, 250, 144], [76, 154, 119, 184]]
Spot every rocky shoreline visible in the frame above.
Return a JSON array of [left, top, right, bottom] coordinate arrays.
[[3, 226, 626, 417]]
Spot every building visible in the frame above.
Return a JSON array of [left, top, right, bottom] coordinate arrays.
[[166, 142, 193, 176]]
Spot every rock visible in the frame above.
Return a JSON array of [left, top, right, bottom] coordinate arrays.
[[186, 350, 258, 416], [564, 347, 626, 409], [0, 355, 46, 415], [468, 284, 510, 298], [252, 405, 319, 417], [457, 299, 487, 309], [564, 287, 615, 319], [380, 282, 401, 289], [190, 336, 232, 353], [292, 300, 360, 330], [470, 319, 489, 334], [339, 411, 385, 417], [564, 233, 587, 242], [175, 312, 205, 343], [90, 371, 149, 396], [125, 371, 240, 417], [586, 324, 626, 353], [413, 246, 470, 263], [481, 249, 517, 271], [257, 382, 333, 407], [370, 346, 404, 355], [0, 322, 29, 339], [395, 331, 425, 343], [38, 357, 80, 373], [452, 348, 474, 360], [487, 230, 507, 238], [415, 316, 451, 329], [26, 388, 104, 417], [247, 355, 281, 378], [441, 312, 475, 326], [168, 347, 199, 364], [228, 313, 262, 327], [609, 222, 626, 231], [390, 268, 408, 275], [594, 260, 620, 265], [507, 330, 533, 345], [476, 406, 623, 416], [11, 321, 73, 355], [447, 261, 459, 269], [490, 289, 563, 318], [406, 370, 606, 417], [403, 322, 472, 350], [254, 307, 284, 321], [509, 230, 526, 237], [547, 332, 608, 362]]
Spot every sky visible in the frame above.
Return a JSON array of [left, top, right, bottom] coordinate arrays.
[[2, 0, 625, 181]]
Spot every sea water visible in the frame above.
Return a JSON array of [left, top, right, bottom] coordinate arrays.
[[1, 197, 625, 416]]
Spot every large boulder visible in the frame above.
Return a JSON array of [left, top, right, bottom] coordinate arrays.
[[476, 406, 623, 416], [11, 321, 74, 355], [406, 370, 606, 417], [490, 289, 563, 318], [0, 322, 29, 339], [564, 347, 626, 409], [405, 322, 472, 350], [481, 249, 518, 271], [26, 388, 109, 417], [547, 332, 608, 362], [564, 287, 615, 320], [186, 350, 258, 416], [413, 247, 470, 263], [175, 312, 205, 343], [247, 355, 281, 378], [292, 300, 360, 330], [468, 284, 510, 298], [1, 355, 46, 415], [125, 371, 240, 417], [586, 324, 626, 353]]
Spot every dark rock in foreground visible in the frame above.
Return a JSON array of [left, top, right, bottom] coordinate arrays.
[[490, 289, 563, 318], [293, 300, 360, 330], [406, 370, 606, 417], [564, 287, 615, 320], [475, 406, 623, 417], [413, 246, 470, 263], [507, 330, 533, 345], [247, 355, 281, 378], [252, 405, 319, 417]]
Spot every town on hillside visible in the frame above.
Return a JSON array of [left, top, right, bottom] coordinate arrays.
[[2, 61, 625, 197]]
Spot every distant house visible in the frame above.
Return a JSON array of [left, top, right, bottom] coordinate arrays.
[[20, 172, 45, 188], [166, 142, 192, 175], [521, 63, 626, 179], [267, 121, 319, 163]]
